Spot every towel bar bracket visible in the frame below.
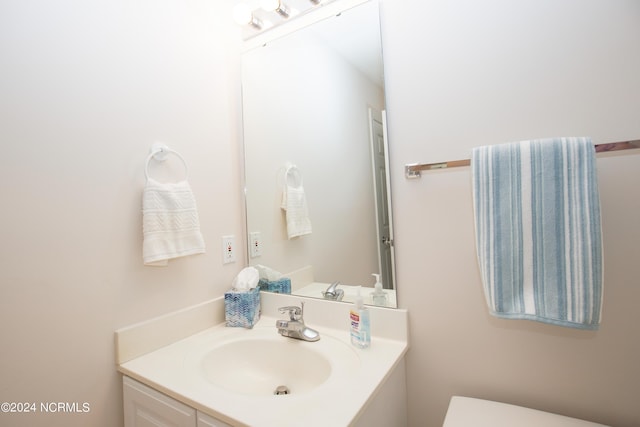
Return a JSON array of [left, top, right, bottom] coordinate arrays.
[[405, 164, 421, 179]]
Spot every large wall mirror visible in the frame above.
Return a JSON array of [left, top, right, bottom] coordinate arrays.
[[242, 0, 397, 307]]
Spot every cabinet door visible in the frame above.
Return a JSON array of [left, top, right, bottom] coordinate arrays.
[[197, 411, 233, 427], [123, 376, 196, 427]]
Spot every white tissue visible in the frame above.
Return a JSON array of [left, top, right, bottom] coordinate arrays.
[[231, 267, 259, 292], [255, 264, 283, 281]]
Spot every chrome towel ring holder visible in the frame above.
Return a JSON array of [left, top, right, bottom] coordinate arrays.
[[144, 142, 189, 181]]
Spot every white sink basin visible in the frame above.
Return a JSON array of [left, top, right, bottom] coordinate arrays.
[[200, 337, 331, 395], [184, 325, 360, 398]]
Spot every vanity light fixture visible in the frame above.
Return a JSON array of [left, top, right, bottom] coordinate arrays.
[[260, 0, 291, 19], [234, 0, 336, 38], [233, 3, 263, 29]]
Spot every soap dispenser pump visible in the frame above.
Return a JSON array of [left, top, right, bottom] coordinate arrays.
[[370, 273, 388, 306], [350, 286, 370, 349]]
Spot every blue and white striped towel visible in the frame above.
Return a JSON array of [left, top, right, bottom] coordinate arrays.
[[471, 137, 603, 329]]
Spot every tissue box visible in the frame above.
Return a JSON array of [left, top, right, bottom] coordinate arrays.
[[258, 277, 291, 294], [224, 287, 261, 328]]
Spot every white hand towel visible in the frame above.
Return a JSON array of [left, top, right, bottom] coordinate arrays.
[[142, 178, 206, 266], [281, 165, 312, 239]]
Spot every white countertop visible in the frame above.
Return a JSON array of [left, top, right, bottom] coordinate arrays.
[[116, 293, 408, 427]]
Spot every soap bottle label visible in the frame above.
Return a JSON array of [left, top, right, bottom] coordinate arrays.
[[350, 309, 370, 348], [350, 310, 360, 330]]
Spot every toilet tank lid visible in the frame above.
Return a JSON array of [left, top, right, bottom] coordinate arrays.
[[442, 396, 609, 427]]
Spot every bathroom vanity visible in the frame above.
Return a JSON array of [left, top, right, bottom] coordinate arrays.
[[116, 292, 408, 427], [123, 377, 231, 427]]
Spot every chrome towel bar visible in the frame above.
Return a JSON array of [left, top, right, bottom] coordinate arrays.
[[405, 139, 640, 179]]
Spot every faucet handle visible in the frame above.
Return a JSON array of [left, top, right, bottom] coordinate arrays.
[[327, 281, 341, 293], [278, 303, 304, 321]]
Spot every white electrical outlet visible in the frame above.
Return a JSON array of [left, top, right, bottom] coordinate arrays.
[[249, 231, 262, 258], [222, 235, 236, 264]]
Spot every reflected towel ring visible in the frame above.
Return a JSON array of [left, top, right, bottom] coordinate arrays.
[[144, 142, 189, 181], [283, 163, 303, 188]]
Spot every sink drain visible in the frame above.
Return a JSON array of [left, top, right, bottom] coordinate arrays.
[[274, 385, 290, 396]]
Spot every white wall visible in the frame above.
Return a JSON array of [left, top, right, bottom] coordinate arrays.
[[381, 0, 640, 426], [0, 1, 244, 426]]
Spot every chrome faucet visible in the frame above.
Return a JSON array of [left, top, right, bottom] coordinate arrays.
[[322, 281, 344, 301], [276, 302, 320, 342]]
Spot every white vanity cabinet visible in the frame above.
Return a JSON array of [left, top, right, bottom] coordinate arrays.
[[123, 377, 232, 427], [123, 376, 195, 427], [196, 411, 233, 427]]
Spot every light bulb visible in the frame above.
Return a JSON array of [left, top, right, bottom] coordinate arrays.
[[233, 3, 262, 29], [260, 0, 280, 12], [260, 0, 290, 18], [233, 3, 252, 25]]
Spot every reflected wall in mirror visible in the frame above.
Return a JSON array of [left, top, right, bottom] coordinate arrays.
[[242, 0, 397, 308]]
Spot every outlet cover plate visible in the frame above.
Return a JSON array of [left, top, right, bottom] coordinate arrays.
[[249, 232, 261, 258], [222, 235, 236, 264]]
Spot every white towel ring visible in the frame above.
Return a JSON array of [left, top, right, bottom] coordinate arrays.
[[284, 163, 303, 188], [145, 142, 189, 181]]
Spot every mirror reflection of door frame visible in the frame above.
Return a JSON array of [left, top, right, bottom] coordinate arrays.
[[369, 108, 396, 290]]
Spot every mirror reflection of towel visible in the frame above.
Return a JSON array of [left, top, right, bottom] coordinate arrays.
[[281, 165, 312, 239], [142, 179, 206, 265]]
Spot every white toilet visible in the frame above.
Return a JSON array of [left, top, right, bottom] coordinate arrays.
[[443, 396, 610, 427]]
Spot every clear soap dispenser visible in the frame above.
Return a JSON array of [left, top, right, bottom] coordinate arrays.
[[370, 273, 388, 306], [350, 286, 370, 349]]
